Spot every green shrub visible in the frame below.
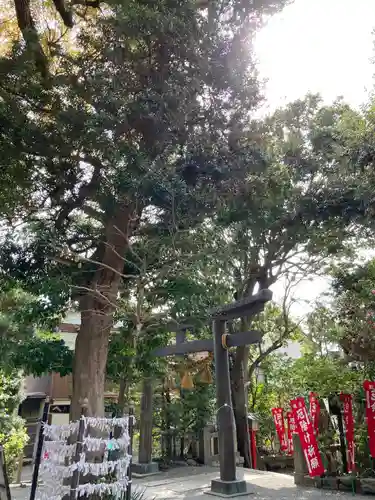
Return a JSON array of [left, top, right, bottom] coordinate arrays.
[[0, 416, 29, 481], [0, 370, 28, 481]]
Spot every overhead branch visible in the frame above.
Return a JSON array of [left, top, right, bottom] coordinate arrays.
[[13, 0, 49, 79], [248, 338, 283, 380], [248, 274, 306, 380], [82, 205, 104, 223], [72, 285, 117, 309], [55, 158, 103, 229], [72, 0, 100, 7], [51, 0, 73, 27]]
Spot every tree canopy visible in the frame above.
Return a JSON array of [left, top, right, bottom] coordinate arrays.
[[0, 0, 296, 418], [2, 0, 375, 480]]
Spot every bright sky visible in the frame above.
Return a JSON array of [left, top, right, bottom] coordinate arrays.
[[253, 0, 375, 317], [255, 0, 375, 111]]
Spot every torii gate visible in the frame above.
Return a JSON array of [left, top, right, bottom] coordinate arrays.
[[134, 289, 272, 497]]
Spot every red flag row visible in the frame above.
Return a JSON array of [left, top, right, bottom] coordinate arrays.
[[271, 389, 358, 477], [271, 398, 323, 476]]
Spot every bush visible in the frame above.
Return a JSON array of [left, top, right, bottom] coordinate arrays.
[[0, 416, 28, 481], [0, 370, 29, 481]]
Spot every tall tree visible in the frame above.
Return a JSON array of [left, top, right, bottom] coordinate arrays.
[[0, 0, 290, 417], [210, 95, 371, 465]]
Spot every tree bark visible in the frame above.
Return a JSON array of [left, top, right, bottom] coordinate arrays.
[[231, 345, 251, 468], [71, 203, 134, 420], [14, 0, 49, 78], [71, 302, 112, 419]]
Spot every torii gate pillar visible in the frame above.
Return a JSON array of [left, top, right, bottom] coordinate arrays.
[[208, 289, 272, 497], [209, 318, 244, 496]]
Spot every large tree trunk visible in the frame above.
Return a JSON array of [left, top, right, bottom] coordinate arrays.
[[231, 345, 251, 468], [71, 301, 112, 419], [71, 204, 134, 420]]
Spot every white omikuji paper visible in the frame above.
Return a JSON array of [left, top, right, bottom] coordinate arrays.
[[37, 415, 133, 500]]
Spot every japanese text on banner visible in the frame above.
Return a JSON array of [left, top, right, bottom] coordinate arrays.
[[290, 397, 324, 477], [271, 408, 288, 452], [363, 381, 375, 457], [287, 411, 296, 455], [340, 393, 355, 472], [309, 392, 320, 435]]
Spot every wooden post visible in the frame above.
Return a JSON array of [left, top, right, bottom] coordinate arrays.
[[15, 449, 24, 485], [132, 379, 158, 475], [293, 434, 308, 486], [0, 444, 11, 500], [29, 398, 50, 500], [125, 405, 134, 500], [210, 319, 247, 497], [69, 400, 88, 500], [138, 378, 152, 464], [214, 319, 236, 481], [337, 411, 348, 474]]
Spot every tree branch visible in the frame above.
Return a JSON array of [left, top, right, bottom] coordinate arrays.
[[248, 338, 283, 380], [51, 0, 73, 27], [72, 0, 100, 7], [55, 158, 103, 229], [13, 0, 49, 78]]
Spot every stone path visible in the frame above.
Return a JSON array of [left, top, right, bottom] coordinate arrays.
[[11, 466, 368, 500], [133, 467, 365, 499]]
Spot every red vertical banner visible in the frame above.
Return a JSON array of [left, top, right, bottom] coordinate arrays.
[[309, 392, 320, 435], [291, 397, 324, 477], [340, 393, 355, 472], [271, 407, 288, 451], [287, 411, 296, 455], [363, 380, 375, 457]]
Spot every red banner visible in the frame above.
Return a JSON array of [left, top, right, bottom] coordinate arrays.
[[309, 392, 320, 435], [287, 411, 296, 455], [291, 397, 324, 477], [340, 393, 355, 472], [271, 407, 288, 451], [363, 380, 375, 457]]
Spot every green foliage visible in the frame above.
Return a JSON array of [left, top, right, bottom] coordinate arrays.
[[0, 288, 72, 376], [156, 380, 215, 438], [1, 419, 28, 481], [0, 0, 293, 415], [273, 354, 361, 397], [303, 305, 341, 356], [331, 258, 375, 362], [8, 333, 73, 377], [251, 350, 362, 452], [0, 370, 28, 480], [129, 488, 150, 500]]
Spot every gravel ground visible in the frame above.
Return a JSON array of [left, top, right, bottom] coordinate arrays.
[[9, 465, 368, 500]]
